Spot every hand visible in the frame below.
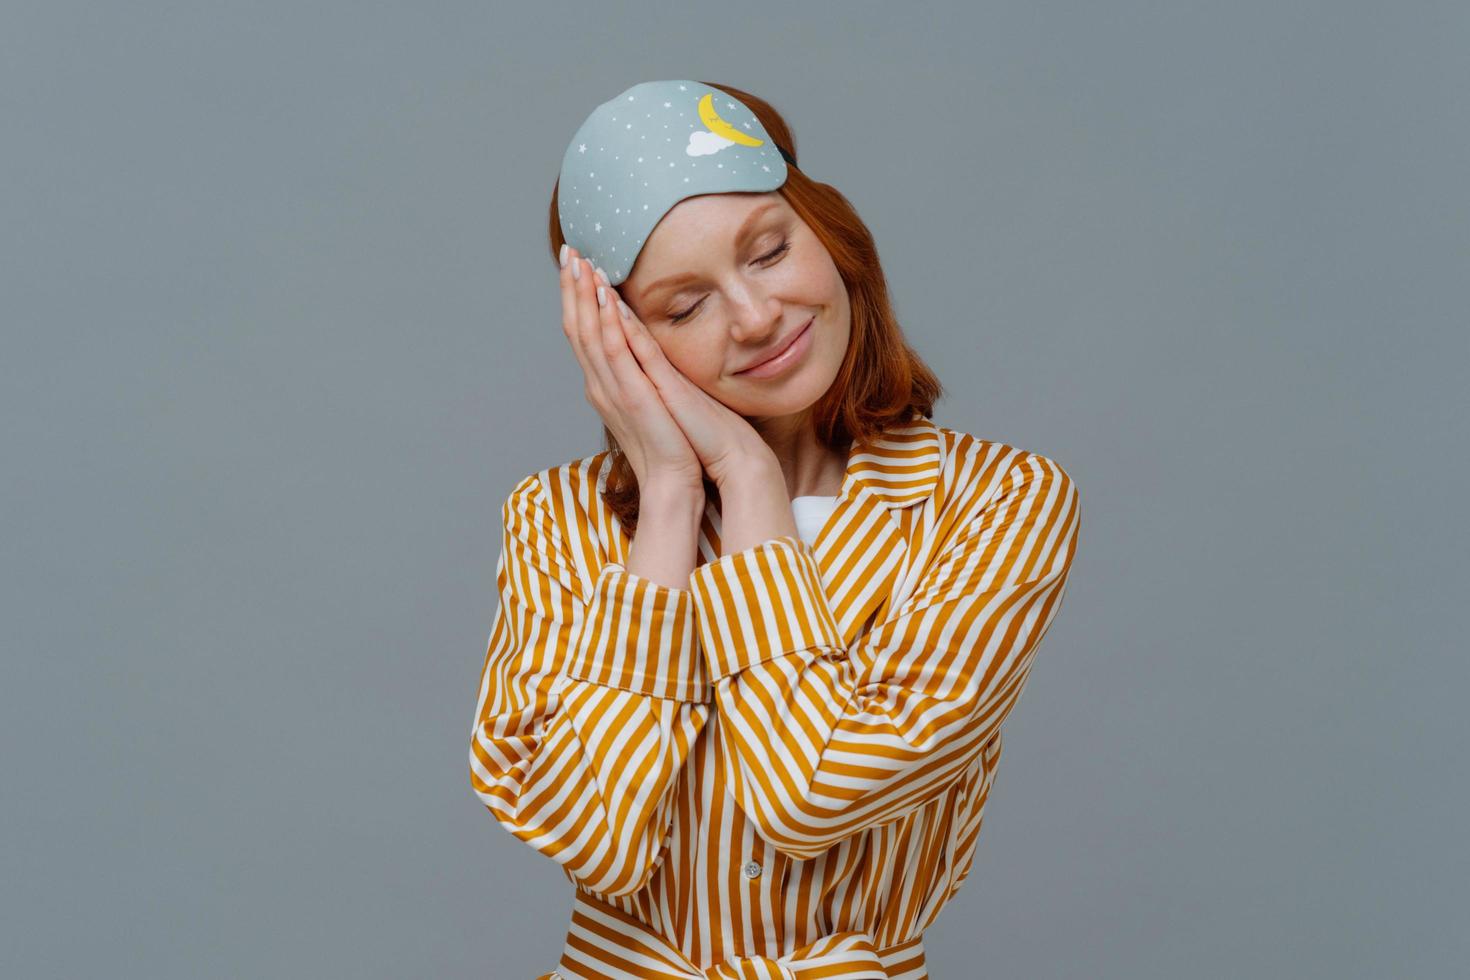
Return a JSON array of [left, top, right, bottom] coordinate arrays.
[[559, 246, 704, 495], [592, 285, 774, 490]]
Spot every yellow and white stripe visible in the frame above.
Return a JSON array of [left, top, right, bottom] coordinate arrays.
[[470, 416, 1081, 979]]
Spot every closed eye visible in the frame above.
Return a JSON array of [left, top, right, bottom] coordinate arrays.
[[667, 238, 792, 324]]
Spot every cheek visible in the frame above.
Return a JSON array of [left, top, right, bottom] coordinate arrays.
[[819, 317, 848, 365], [662, 339, 721, 385], [821, 295, 853, 364]]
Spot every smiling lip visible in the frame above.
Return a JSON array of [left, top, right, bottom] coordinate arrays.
[[737, 317, 815, 377]]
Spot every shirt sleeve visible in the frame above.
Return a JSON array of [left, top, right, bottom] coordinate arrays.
[[469, 471, 713, 896], [687, 451, 1080, 859]]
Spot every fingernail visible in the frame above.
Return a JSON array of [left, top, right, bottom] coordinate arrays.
[[594, 266, 609, 286], [571, 258, 581, 281], [596, 285, 606, 307], [558, 243, 568, 268], [617, 299, 632, 319]]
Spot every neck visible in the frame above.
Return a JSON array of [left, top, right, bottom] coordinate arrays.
[[749, 413, 848, 499]]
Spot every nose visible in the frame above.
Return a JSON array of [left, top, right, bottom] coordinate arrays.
[[725, 285, 783, 345]]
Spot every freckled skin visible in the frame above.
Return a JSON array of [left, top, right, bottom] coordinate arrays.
[[621, 191, 852, 425]]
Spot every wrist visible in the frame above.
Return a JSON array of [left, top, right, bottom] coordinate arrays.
[[711, 450, 780, 494], [640, 478, 706, 512], [711, 458, 799, 557], [627, 484, 704, 591]]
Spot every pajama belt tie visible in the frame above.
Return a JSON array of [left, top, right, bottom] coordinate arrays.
[[552, 890, 927, 979]]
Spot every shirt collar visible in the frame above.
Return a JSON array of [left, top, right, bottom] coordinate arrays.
[[839, 414, 944, 509]]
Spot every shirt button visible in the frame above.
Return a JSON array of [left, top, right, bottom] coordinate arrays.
[[742, 859, 762, 880]]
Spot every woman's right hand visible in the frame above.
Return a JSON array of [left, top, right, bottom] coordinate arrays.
[[559, 244, 706, 496]]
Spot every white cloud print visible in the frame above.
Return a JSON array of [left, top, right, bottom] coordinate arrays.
[[685, 130, 735, 156]]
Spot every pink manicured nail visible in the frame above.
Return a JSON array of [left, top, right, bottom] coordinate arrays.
[[571, 258, 581, 281]]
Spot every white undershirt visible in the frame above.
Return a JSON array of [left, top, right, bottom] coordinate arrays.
[[790, 495, 839, 545]]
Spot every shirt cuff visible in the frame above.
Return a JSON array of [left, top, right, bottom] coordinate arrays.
[[687, 535, 847, 683], [563, 561, 712, 702]]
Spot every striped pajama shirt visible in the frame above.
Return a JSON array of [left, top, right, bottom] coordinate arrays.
[[470, 416, 1081, 979]]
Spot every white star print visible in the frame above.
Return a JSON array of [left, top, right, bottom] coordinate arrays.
[[594, 222, 601, 232], [578, 143, 586, 153]]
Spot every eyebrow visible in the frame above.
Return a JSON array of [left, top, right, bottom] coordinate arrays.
[[636, 202, 785, 303]]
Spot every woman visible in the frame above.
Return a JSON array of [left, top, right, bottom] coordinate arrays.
[[469, 79, 1081, 980]]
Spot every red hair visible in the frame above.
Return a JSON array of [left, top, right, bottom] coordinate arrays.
[[546, 81, 942, 536]]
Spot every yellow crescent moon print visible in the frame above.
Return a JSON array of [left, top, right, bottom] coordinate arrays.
[[698, 93, 764, 147]]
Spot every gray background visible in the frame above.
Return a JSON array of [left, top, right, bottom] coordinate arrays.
[[4, 2, 1465, 977]]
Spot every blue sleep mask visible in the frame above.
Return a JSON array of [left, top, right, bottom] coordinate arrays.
[[557, 79, 793, 287]]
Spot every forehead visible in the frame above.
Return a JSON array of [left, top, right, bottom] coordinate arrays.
[[642, 192, 788, 256]]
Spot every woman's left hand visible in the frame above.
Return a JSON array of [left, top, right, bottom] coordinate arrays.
[[606, 283, 775, 488]]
